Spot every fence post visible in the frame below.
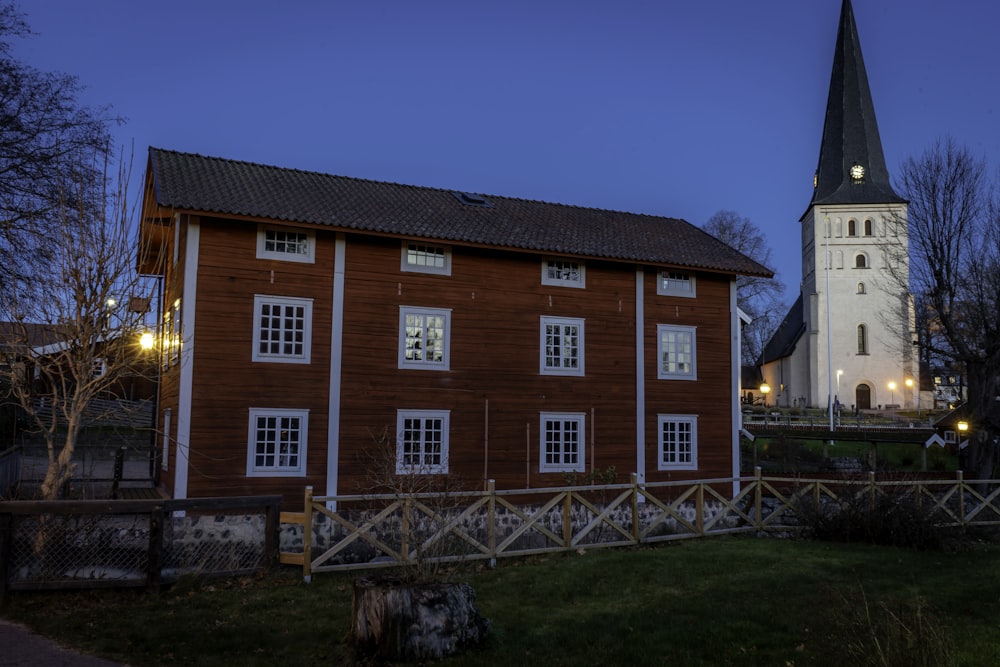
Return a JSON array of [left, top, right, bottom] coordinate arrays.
[[264, 498, 280, 570], [630, 473, 640, 544], [957, 471, 965, 527], [303, 486, 313, 584], [695, 484, 705, 535], [401, 496, 411, 563], [487, 479, 496, 567], [147, 504, 164, 593], [754, 466, 763, 530], [562, 491, 573, 548], [868, 471, 877, 512]]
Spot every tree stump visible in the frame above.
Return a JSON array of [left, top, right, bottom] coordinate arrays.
[[349, 576, 490, 661]]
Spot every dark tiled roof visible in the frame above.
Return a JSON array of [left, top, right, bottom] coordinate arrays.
[[759, 293, 805, 364], [808, 0, 904, 213], [148, 148, 772, 278]]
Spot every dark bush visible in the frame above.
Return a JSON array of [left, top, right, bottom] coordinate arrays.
[[801, 485, 950, 550]]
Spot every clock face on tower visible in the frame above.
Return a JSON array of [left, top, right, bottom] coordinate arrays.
[[850, 163, 865, 181]]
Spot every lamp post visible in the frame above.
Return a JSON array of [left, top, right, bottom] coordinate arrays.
[[888, 381, 897, 409], [760, 382, 771, 408], [904, 377, 914, 412]]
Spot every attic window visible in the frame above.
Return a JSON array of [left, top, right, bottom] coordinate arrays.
[[451, 191, 492, 208]]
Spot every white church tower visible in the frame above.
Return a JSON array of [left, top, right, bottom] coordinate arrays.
[[760, 0, 916, 412]]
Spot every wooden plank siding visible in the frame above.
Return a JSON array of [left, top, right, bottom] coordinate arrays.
[[148, 212, 739, 507]]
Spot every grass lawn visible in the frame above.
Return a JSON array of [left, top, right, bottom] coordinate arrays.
[[4, 536, 1000, 665]]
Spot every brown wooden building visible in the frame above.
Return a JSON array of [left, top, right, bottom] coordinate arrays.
[[137, 148, 771, 506]]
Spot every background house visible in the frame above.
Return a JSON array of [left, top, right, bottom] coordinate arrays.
[[138, 148, 771, 506]]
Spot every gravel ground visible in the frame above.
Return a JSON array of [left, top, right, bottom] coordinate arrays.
[[0, 620, 126, 667]]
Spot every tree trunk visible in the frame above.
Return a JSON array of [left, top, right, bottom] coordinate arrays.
[[349, 576, 489, 661]]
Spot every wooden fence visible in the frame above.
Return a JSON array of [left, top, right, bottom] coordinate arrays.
[[0, 495, 282, 602], [282, 470, 1000, 579]]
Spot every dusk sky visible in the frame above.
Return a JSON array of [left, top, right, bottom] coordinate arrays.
[[17, 1, 1000, 296]]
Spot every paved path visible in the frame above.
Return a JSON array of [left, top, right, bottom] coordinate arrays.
[[0, 620, 126, 667]]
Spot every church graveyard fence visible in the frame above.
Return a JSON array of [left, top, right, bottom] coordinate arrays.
[[283, 469, 1000, 578]]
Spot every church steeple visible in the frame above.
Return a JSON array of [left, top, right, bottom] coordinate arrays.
[[810, 0, 904, 209]]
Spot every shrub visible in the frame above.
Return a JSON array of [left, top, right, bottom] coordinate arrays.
[[800, 482, 950, 550]]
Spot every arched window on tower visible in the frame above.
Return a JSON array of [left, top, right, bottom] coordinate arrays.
[[857, 282, 866, 294], [848, 219, 857, 237], [855, 253, 868, 268], [864, 219, 873, 236], [857, 324, 868, 355]]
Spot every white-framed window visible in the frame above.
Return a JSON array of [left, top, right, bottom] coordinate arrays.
[[658, 414, 697, 470], [91, 357, 107, 378], [540, 316, 584, 376], [252, 295, 313, 364], [246, 408, 308, 477], [944, 430, 956, 444], [540, 412, 585, 473], [163, 298, 182, 370], [257, 225, 315, 263], [399, 307, 451, 370], [542, 259, 585, 288], [657, 270, 696, 297], [657, 324, 697, 380], [401, 241, 451, 275], [396, 410, 449, 474]]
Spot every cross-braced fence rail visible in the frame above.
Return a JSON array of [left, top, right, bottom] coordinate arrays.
[[282, 470, 1000, 578]]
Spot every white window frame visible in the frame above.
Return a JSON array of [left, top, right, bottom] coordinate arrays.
[[657, 270, 696, 298], [252, 295, 313, 364], [256, 225, 315, 263], [396, 409, 450, 474], [541, 259, 585, 288], [539, 412, 586, 473], [398, 306, 451, 370], [246, 408, 309, 477], [657, 324, 697, 380], [401, 241, 451, 275], [658, 414, 697, 471], [540, 316, 585, 376]]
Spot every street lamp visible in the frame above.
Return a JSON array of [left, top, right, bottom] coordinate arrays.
[[904, 377, 914, 411], [888, 380, 897, 407], [759, 382, 771, 407], [139, 331, 155, 351]]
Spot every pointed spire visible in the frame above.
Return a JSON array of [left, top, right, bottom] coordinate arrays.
[[810, 0, 904, 208]]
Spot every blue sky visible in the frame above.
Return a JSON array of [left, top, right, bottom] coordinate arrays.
[[17, 1, 1000, 295]]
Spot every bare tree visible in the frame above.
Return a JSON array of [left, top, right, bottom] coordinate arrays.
[[0, 2, 120, 297], [702, 210, 786, 363], [0, 151, 158, 499], [885, 137, 1000, 479]]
